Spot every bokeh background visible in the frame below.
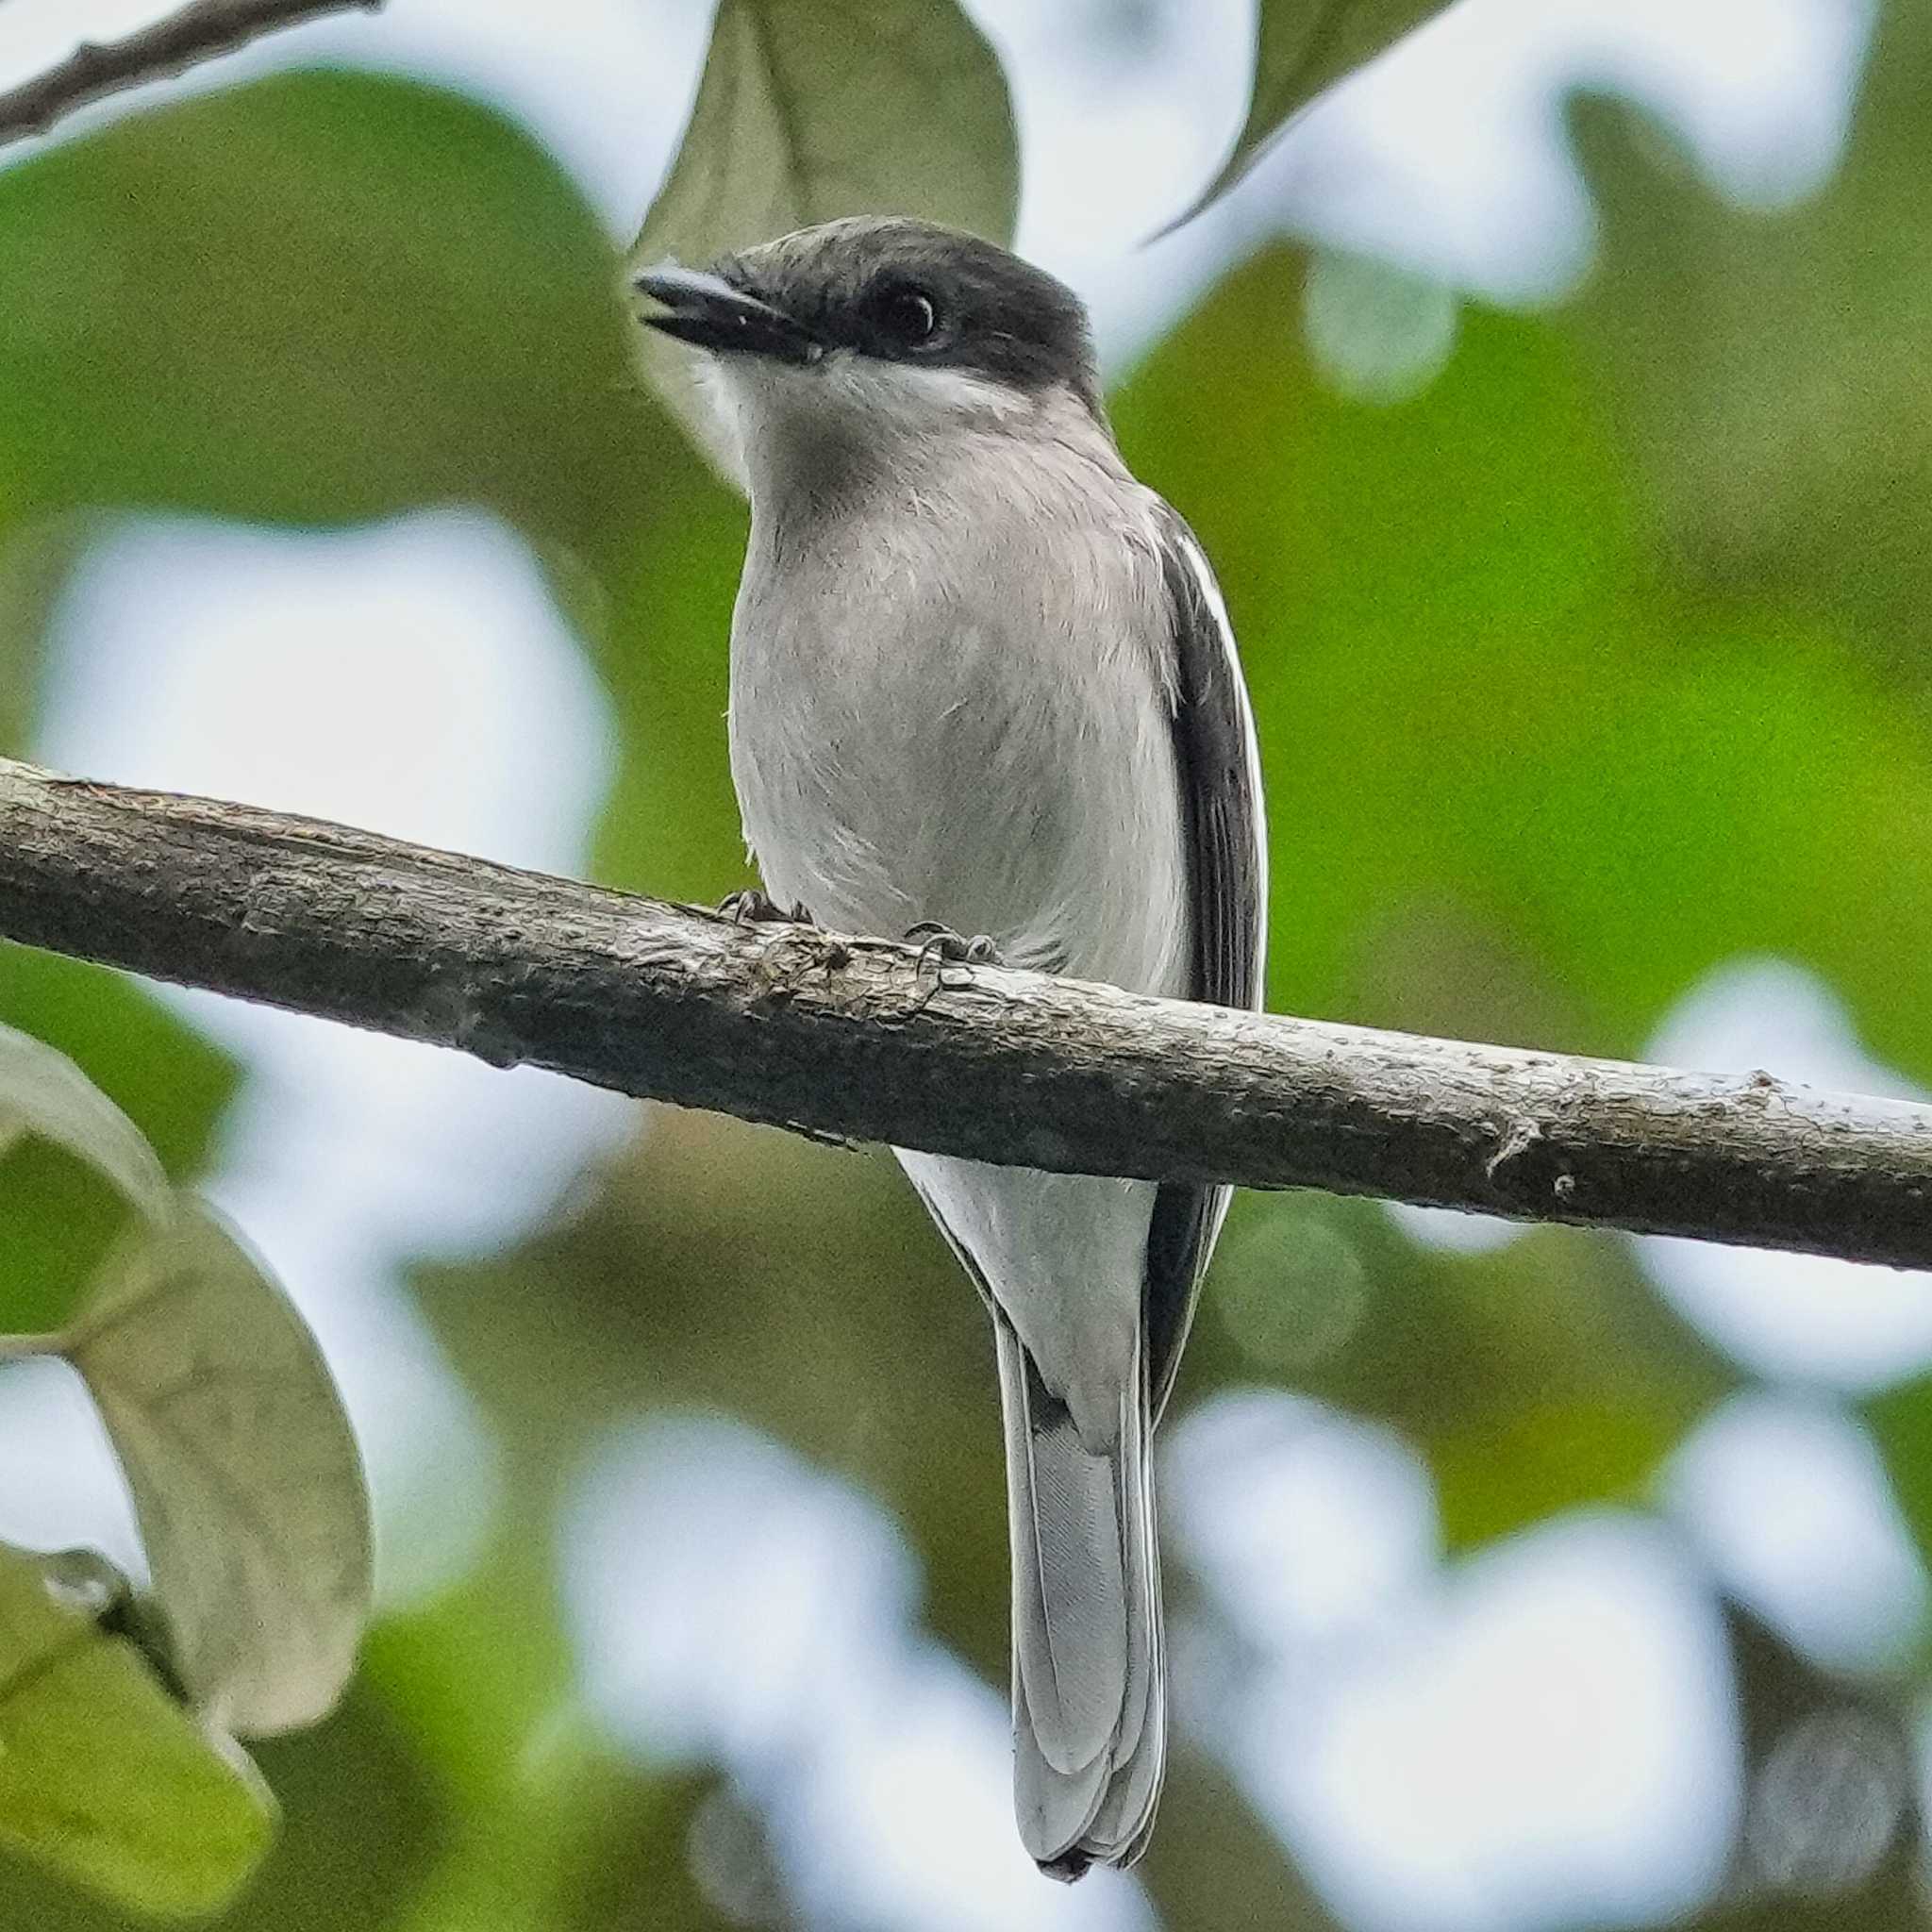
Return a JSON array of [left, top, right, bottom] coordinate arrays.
[[2, 0, 1929, 1925]]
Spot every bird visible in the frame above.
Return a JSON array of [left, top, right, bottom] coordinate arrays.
[[636, 216, 1267, 1879]]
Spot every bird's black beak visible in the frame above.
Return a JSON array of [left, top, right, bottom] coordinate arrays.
[[634, 262, 821, 365]]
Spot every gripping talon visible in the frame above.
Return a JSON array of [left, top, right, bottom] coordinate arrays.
[[720, 889, 815, 926], [906, 921, 1002, 974]]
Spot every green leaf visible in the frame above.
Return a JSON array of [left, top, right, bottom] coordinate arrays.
[[1559, 10, 1927, 664], [1180, 0, 1459, 223], [627, 0, 1019, 465], [0, 71, 653, 543], [0, 1019, 171, 1226], [61, 1205, 373, 1740], [0, 1541, 273, 1915], [0, 952, 236, 1337]]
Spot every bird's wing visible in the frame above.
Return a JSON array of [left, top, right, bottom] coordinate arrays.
[[1141, 503, 1268, 1420]]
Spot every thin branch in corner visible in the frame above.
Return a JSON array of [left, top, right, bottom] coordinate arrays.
[[1, 757, 1931, 1273], [0, 0, 383, 149]]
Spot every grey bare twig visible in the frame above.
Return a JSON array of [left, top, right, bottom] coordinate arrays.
[[0, 756, 1928, 1268], [0, 0, 382, 149]]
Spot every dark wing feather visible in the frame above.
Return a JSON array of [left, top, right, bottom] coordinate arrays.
[[1142, 504, 1268, 1421]]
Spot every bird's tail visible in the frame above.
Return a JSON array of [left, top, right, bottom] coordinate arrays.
[[995, 1309, 1165, 1880]]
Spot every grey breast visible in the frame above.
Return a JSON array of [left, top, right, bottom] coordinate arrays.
[[726, 441, 1190, 995]]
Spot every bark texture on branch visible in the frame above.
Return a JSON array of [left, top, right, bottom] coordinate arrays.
[[0, 757, 1928, 1268], [0, 0, 381, 148]]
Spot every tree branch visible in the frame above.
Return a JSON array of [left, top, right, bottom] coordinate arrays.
[[0, 755, 1928, 1268], [0, 0, 382, 149]]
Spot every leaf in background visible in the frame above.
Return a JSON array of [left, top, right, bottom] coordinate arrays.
[[0, 1672, 454, 1932], [627, 0, 1019, 468], [0, 1018, 171, 1227], [62, 1205, 373, 1739], [0, 1540, 273, 1915], [1110, 246, 1932, 1087], [1558, 8, 1928, 667], [0, 952, 235, 1337], [0, 71, 656, 545], [1179, 0, 1459, 223]]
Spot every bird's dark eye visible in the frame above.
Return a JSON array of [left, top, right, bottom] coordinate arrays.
[[866, 284, 940, 347]]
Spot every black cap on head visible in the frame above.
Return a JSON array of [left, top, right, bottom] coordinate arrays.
[[710, 217, 1104, 417]]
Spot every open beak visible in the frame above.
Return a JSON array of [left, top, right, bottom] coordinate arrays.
[[634, 262, 821, 364]]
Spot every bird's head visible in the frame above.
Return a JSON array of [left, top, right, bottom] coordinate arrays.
[[635, 217, 1104, 502]]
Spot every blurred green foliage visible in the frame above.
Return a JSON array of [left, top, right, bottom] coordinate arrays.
[[0, 1544, 273, 1916], [0, 1, 1930, 1926]]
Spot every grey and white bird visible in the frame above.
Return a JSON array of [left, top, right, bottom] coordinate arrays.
[[637, 218, 1267, 1879]]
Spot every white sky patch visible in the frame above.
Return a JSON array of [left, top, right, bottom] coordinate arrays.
[[1226, 1514, 1738, 1932], [1665, 1391, 1929, 1675], [1254, 0, 1875, 306], [37, 509, 612, 863], [0, 1356, 146, 1580], [1167, 1389, 1439, 1651], [1386, 1200, 1528, 1257], [563, 1413, 1154, 1932], [1636, 957, 1932, 1388], [1168, 1395, 1737, 1928], [0, 0, 711, 239]]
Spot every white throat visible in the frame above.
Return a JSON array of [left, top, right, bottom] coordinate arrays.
[[701, 350, 1088, 514]]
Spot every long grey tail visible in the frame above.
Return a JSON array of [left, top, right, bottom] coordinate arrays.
[[995, 1310, 1165, 1880]]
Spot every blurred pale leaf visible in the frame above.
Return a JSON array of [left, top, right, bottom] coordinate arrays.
[[1180, 0, 1459, 222], [62, 1205, 372, 1739], [0, 1015, 367, 1737], [0, 1540, 273, 1915], [0, 72, 653, 541], [1561, 8, 1932, 665], [0, 1019, 171, 1227], [627, 0, 1019, 467]]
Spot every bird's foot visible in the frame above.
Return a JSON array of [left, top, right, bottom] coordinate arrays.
[[718, 888, 815, 926], [905, 921, 1002, 974]]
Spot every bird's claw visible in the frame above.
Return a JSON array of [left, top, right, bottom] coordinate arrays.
[[719, 889, 815, 926], [906, 921, 1002, 976]]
